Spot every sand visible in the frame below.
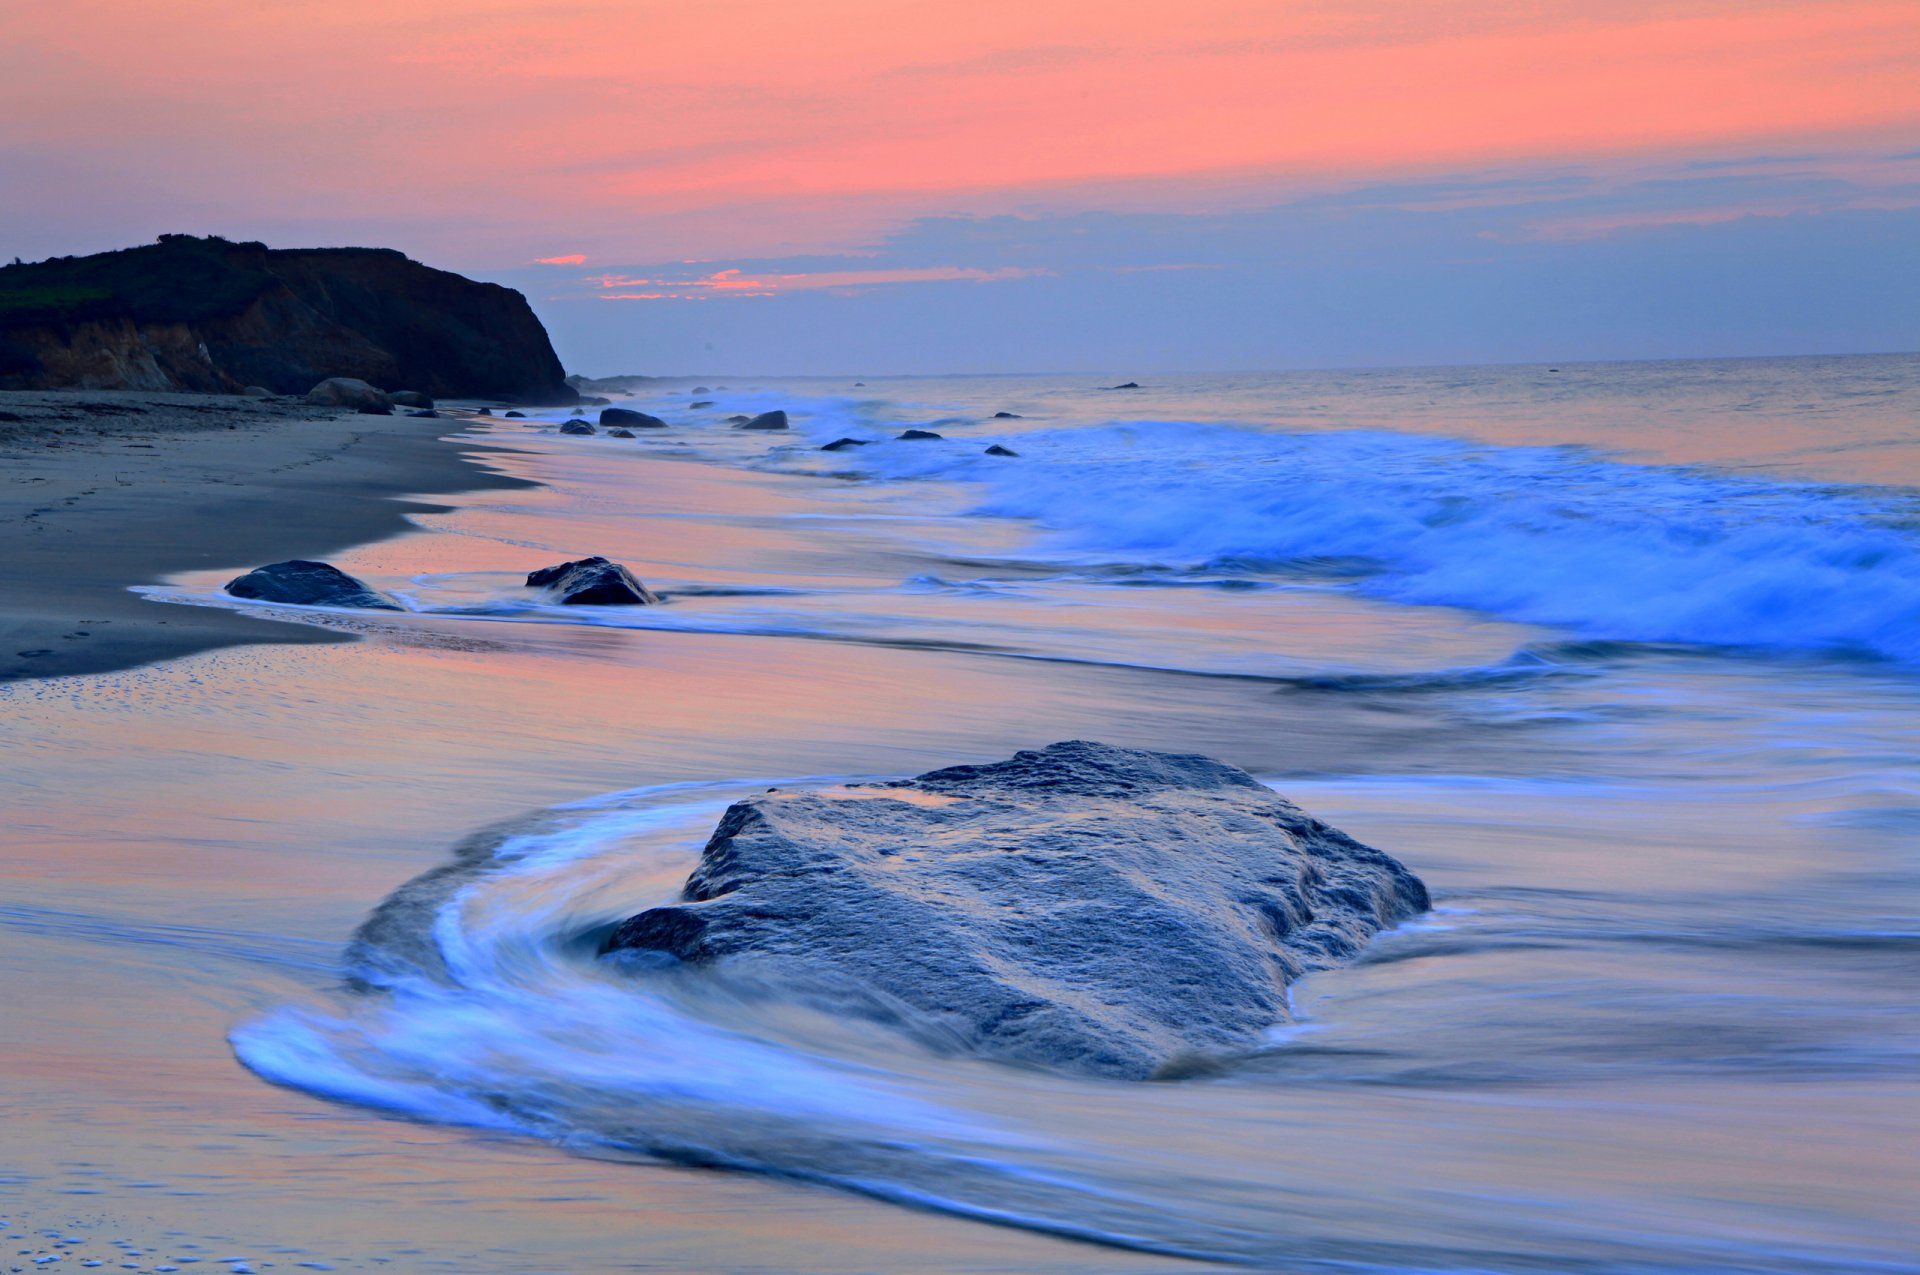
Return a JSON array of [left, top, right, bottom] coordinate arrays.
[[0, 390, 531, 682]]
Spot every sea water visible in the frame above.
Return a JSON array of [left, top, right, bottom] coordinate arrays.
[[6, 354, 1918, 1272]]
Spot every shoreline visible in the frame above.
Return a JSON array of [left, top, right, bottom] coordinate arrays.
[[0, 390, 536, 682]]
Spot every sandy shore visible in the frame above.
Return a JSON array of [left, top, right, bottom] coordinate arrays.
[[0, 390, 533, 682]]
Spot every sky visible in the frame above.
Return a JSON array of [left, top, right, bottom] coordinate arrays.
[[2, 0, 1916, 374]]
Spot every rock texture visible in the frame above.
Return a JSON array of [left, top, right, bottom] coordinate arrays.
[[304, 377, 391, 409], [603, 741, 1428, 1079], [600, 407, 665, 429], [738, 410, 788, 430], [525, 556, 660, 605], [0, 234, 578, 403], [224, 559, 401, 610], [559, 420, 596, 435]]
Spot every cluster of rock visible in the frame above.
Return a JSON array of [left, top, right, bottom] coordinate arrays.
[[224, 555, 661, 610], [303, 377, 439, 417], [602, 740, 1429, 1079]]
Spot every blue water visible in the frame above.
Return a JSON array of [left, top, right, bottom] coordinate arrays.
[[196, 355, 1920, 1272]]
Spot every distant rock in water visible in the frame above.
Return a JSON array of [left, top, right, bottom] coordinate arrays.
[[559, 420, 595, 435], [525, 556, 660, 606], [503, 410, 526, 418], [984, 444, 1019, 456], [992, 411, 1021, 419], [898, 428, 942, 440], [0, 233, 578, 402], [602, 741, 1428, 1079], [820, 437, 870, 452], [225, 559, 401, 610], [1106, 381, 1140, 390], [738, 410, 788, 431], [690, 400, 715, 409], [601, 407, 665, 429], [606, 427, 636, 438], [306, 377, 390, 410]]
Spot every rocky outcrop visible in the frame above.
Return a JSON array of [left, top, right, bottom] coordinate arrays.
[[738, 410, 788, 431], [601, 407, 665, 429], [898, 429, 942, 440], [602, 741, 1428, 1079], [224, 559, 401, 610], [0, 235, 578, 403], [525, 556, 660, 605]]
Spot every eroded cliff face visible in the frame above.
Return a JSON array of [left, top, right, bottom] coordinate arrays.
[[0, 237, 578, 403]]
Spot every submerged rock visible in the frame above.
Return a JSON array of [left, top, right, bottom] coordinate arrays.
[[224, 559, 401, 610], [821, 437, 870, 451], [603, 741, 1428, 1079], [503, 410, 525, 418], [525, 556, 660, 605], [601, 407, 666, 429], [1106, 381, 1140, 390], [985, 444, 1019, 456], [738, 410, 788, 430], [898, 428, 942, 440], [992, 411, 1021, 419], [559, 420, 596, 435], [690, 399, 715, 409], [606, 426, 636, 438]]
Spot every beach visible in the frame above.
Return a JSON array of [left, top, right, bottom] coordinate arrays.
[[3, 360, 1919, 1273], [0, 392, 533, 683]]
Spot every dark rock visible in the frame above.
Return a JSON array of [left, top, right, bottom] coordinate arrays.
[[525, 556, 659, 605], [225, 559, 401, 610], [601, 407, 666, 429], [306, 377, 390, 409], [0, 235, 578, 400], [898, 428, 942, 440], [1106, 381, 1140, 389], [692, 386, 711, 393], [853, 382, 866, 387], [504, 410, 526, 418], [559, 420, 595, 435], [607, 427, 636, 438], [821, 437, 871, 451], [0, 410, 22, 422], [389, 389, 434, 408], [602, 741, 1429, 1079], [357, 403, 393, 415], [738, 410, 788, 431], [584, 395, 612, 406], [992, 411, 1021, 418], [242, 385, 274, 398], [984, 444, 1019, 456], [690, 400, 714, 409], [570, 407, 585, 416], [476, 407, 493, 416], [408, 409, 440, 418], [726, 414, 752, 424]]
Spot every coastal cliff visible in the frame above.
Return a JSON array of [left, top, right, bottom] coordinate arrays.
[[0, 235, 578, 403]]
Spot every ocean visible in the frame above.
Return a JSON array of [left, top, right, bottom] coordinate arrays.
[[5, 354, 1918, 1272]]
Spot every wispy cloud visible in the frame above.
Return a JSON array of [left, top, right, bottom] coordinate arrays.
[[535, 253, 587, 265], [582, 264, 1053, 301]]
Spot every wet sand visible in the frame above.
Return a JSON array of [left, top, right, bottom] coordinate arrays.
[[0, 391, 532, 682]]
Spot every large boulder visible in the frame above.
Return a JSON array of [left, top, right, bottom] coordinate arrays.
[[601, 407, 666, 429], [305, 377, 391, 410], [737, 410, 788, 430], [389, 389, 434, 408], [603, 741, 1428, 1079], [559, 420, 595, 435], [525, 556, 660, 605], [224, 559, 401, 610]]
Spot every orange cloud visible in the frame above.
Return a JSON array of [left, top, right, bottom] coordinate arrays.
[[1, 1, 1914, 264], [583, 264, 1050, 300], [535, 253, 587, 265]]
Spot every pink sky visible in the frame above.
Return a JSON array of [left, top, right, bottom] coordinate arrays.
[[3, 0, 1916, 267]]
